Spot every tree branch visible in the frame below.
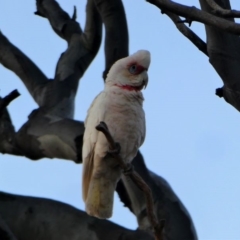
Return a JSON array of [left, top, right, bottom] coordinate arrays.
[[13, 111, 84, 161], [1, 0, 102, 160], [94, 0, 129, 80], [0, 90, 20, 117], [147, 0, 240, 35], [163, 11, 208, 56], [205, 0, 240, 18], [0, 32, 48, 106], [35, 0, 102, 115], [35, 0, 83, 42], [198, 0, 240, 111], [0, 92, 23, 157], [0, 192, 153, 240], [117, 152, 198, 239]]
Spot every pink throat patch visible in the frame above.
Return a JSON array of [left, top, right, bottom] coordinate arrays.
[[114, 84, 143, 91]]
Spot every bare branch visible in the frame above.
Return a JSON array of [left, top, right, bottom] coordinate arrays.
[[0, 0, 103, 159], [35, 0, 102, 115], [205, 0, 240, 18], [0, 192, 153, 240], [95, 0, 129, 80], [147, 0, 240, 35], [0, 90, 20, 117], [14, 112, 84, 162], [0, 32, 48, 106], [163, 11, 208, 56], [96, 122, 164, 240], [72, 6, 77, 21], [118, 152, 198, 239], [0, 94, 23, 157], [198, 0, 240, 111], [35, 0, 82, 43]]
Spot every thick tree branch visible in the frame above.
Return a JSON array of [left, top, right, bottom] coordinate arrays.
[[0, 0, 102, 159], [95, 0, 129, 80], [0, 192, 153, 240], [205, 0, 240, 18], [147, 0, 240, 35], [35, 0, 102, 116], [14, 110, 84, 162], [198, 0, 240, 111], [0, 32, 48, 106], [163, 11, 208, 56], [0, 0, 101, 160], [35, 0, 83, 42]]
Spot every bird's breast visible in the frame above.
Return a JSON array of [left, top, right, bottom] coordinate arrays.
[[103, 91, 145, 162]]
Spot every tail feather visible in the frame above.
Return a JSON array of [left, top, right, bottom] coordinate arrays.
[[83, 153, 121, 219], [85, 176, 115, 219], [82, 151, 94, 202]]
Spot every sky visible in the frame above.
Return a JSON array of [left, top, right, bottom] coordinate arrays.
[[1, 1, 240, 239]]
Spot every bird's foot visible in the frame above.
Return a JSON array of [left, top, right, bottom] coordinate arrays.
[[123, 163, 134, 176], [108, 142, 121, 156]]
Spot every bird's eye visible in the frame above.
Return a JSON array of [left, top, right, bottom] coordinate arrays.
[[129, 64, 137, 74]]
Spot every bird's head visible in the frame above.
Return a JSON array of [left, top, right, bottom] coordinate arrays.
[[106, 50, 151, 92]]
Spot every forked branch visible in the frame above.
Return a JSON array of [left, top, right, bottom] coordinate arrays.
[[96, 121, 164, 240], [147, 0, 240, 35], [163, 11, 208, 56]]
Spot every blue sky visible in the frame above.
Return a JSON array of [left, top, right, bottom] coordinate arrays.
[[1, 1, 240, 239]]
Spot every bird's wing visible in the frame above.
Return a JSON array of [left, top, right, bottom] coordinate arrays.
[[82, 91, 107, 201], [140, 110, 146, 147]]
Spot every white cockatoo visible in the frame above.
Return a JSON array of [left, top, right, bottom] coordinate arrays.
[[82, 50, 150, 219]]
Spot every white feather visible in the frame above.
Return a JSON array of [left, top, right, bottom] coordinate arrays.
[[81, 50, 151, 219]]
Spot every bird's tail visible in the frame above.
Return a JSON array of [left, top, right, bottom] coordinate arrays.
[[82, 152, 121, 219], [85, 175, 117, 219]]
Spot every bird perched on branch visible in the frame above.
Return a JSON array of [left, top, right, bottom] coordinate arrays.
[[82, 50, 150, 219]]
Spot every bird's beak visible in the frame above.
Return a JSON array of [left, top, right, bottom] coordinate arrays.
[[143, 77, 148, 89]]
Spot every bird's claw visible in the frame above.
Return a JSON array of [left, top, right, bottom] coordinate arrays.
[[108, 142, 121, 155], [123, 163, 134, 175]]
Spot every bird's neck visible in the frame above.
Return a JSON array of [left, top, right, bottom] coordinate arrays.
[[105, 84, 144, 103], [113, 84, 143, 92]]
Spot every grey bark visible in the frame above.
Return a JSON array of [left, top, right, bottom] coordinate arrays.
[[0, 192, 152, 240], [0, 0, 197, 239]]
